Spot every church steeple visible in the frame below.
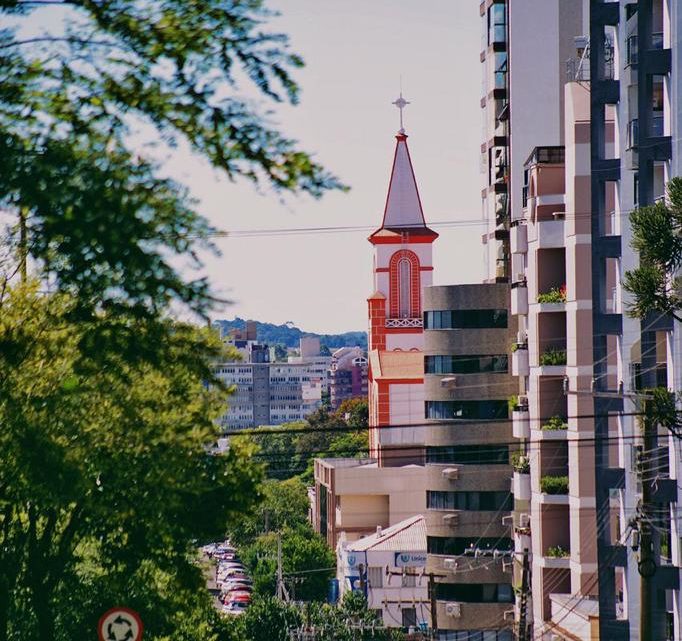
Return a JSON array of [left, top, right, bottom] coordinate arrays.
[[369, 103, 438, 244], [367, 103, 437, 353]]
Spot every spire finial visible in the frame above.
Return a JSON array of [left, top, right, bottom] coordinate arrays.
[[392, 88, 410, 135]]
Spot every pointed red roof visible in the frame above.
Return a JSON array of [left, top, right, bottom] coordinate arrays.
[[369, 133, 438, 245]]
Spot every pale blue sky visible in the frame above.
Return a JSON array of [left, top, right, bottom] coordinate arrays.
[[21, 1, 486, 334], [161, 0, 487, 334]]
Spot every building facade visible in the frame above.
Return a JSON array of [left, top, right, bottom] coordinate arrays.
[[329, 346, 368, 410], [423, 284, 516, 639], [502, 1, 682, 639]]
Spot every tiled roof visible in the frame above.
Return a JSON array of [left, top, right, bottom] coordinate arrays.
[[370, 349, 423, 380], [349, 515, 426, 552]]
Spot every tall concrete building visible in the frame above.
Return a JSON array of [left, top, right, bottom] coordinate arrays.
[[423, 284, 517, 639], [500, 1, 682, 639]]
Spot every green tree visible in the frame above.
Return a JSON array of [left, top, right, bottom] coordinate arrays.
[[241, 527, 334, 601], [623, 177, 682, 321], [335, 398, 369, 428], [0, 284, 262, 641], [238, 596, 302, 641], [228, 477, 311, 546]]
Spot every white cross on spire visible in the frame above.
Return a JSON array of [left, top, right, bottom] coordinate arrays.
[[392, 91, 410, 134]]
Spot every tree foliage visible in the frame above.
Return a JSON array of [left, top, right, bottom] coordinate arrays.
[[0, 0, 344, 315], [0, 284, 262, 641], [243, 404, 369, 482], [624, 178, 682, 320], [236, 593, 406, 641]]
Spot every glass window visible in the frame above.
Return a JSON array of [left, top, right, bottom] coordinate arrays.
[[427, 491, 511, 512], [425, 400, 508, 421], [425, 354, 508, 375], [488, 4, 506, 45], [426, 444, 509, 465], [367, 566, 383, 589], [427, 536, 512, 556], [424, 310, 508, 330]]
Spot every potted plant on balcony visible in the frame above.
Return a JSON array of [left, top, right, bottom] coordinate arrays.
[[546, 545, 570, 558], [511, 450, 530, 474], [539, 347, 567, 366], [540, 475, 569, 495], [508, 395, 528, 413], [537, 284, 567, 304], [541, 415, 568, 431]]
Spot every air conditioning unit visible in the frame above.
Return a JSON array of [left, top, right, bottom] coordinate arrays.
[[518, 513, 530, 528], [440, 376, 457, 388], [443, 558, 458, 571], [442, 467, 459, 480], [445, 602, 462, 618], [443, 512, 460, 526]]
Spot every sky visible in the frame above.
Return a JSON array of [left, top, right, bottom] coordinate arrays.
[[21, 1, 486, 335], [158, 0, 487, 334]]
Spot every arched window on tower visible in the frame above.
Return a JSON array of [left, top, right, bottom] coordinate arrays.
[[399, 258, 411, 318], [389, 250, 421, 319]]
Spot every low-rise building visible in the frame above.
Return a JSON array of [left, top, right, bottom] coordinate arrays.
[[337, 515, 428, 630]]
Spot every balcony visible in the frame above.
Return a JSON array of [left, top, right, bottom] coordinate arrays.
[[511, 345, 529, 376], [511, 281, 528, 315], [510, 223, 527, 254], [535, 218, 565, 249], [513, 471, 531, 501], [512, 409, 530, 439]]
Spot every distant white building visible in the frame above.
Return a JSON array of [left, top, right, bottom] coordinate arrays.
[[337, 515, 428, 631], [215, 360, 328, 429]]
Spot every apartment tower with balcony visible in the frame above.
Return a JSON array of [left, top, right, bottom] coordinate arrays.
[[504, 1, 682, 639]]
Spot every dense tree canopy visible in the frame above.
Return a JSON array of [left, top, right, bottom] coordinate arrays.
[[0, 284, 262, 640]]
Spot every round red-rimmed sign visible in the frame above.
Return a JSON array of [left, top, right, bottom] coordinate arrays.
[[98, 607, 143, 641]]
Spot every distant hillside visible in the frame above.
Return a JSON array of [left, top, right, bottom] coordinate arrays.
[[214, 318, 367, 350]]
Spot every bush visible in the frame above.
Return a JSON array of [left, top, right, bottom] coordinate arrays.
[[511, 450, 530, 473], [546, 545, 570, 558], [537, 285, 566, 304], [540, 475, 569, 495], [542, 415, 568, 431], [539, 347, 567, 366]]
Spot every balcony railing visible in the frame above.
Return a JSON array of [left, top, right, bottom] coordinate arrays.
[[627, 34, 638, 65], [385, 317, 422, 329], [627, 119, 639, 149]]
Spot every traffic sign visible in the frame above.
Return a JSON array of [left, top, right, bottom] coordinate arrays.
[[98, 607, 143, 641]]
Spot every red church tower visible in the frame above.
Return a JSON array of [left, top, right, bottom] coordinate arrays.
[[367, 100, 438, 463]]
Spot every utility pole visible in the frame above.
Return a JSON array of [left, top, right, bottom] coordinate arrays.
[[276, 532, 290, 602], [428, 572, 438, 640], [517, 548, 530, 641], [358, 563, 366, 599], [638, 397, 656, 641]]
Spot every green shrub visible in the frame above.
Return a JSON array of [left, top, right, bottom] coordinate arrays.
[[541, 415, 568, 431], [511, 450, 530, 473], [539, 347, 567, 366], [540, 475, 569, 495], [546, 545, 569, 558], [537, 285, 566, 304]]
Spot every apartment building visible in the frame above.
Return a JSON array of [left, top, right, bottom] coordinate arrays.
[[329, 347, 369, 410], [423, 284, 516, 639], [501, 1, 682, 639]]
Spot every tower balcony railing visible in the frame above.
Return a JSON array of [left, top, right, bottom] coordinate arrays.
[[386, 317, 423, 329]]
